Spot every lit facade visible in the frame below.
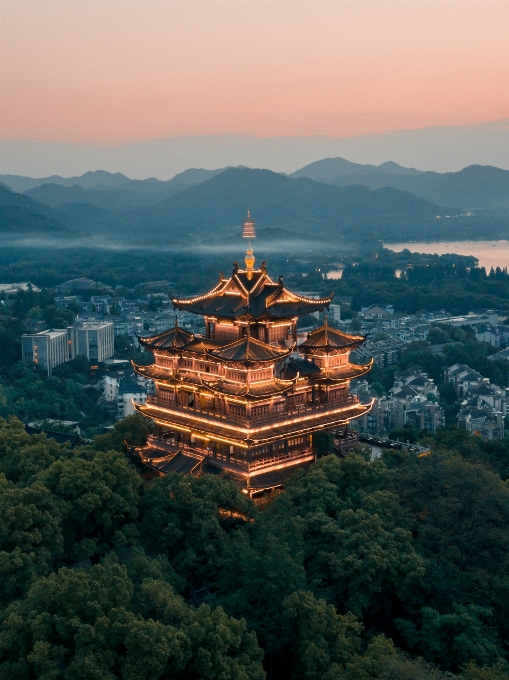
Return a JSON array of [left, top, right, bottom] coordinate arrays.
[[132, 215, 373, 493], [21, 330, 69, 376]]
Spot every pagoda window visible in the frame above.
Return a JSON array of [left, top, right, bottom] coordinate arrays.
[[156, 356, 173, 368], [227, 371, 245, 382], [252, 404, 270, 417], [159, 388, 174, 404], [229, 404, 246, 417], [268, 325, 288, 343], [215, 324, 239, 342], [181, 360, 193, 368], [330, 355, 348, 367]]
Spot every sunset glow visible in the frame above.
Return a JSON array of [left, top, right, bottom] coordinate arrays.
[[2, 1, 508, 145]]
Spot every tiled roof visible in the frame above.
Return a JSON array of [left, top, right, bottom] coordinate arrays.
[[139, 321, 194, 350], [207, 335, 291, 364], [285, 358, 322, 379], [302, 320, 365, 352], [201, 377, 295, 399], [134, 399, 373, 446], [172, 267, 333, 320]]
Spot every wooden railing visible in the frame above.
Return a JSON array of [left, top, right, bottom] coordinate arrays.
[[145, 394, 358, 428], [146, 433, 314, 473]]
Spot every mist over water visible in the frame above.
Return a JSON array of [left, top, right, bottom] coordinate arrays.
[[386, 240, 509, 271]]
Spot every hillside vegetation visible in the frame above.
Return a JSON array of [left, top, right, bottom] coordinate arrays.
[[0, 416, 508, 678]]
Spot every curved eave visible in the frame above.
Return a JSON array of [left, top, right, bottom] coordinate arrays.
[[133, 397, 375, 446], [201, 377, 296, 401], [132, 362, 174, 381], [303, 340, 365, 354], [206, 338, 293, 365], [171, 278, 230, 307], [317, 360, 374, 383]]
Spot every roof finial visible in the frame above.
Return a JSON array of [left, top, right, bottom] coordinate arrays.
[[245, 242, 255, 279]]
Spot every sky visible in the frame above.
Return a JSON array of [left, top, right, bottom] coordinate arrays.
[[1, 0, 508, 178]]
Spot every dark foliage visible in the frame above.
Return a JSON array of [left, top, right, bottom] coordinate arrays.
[[1, 416, 508, 678]]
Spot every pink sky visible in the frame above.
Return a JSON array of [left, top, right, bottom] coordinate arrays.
[[1, 1, 508, 145]]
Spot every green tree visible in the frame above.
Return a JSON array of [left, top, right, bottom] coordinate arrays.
[[281, 590, 394, 679], [26, 305, 42, 319], [92, 413, 155, 452], [397, 605, 503, 671], [36, 448, 143, 561], [265, 455, 425, 616], [0, 557, 265, 680], [313, 430, 334, 457], [139, 473, 254, 588]]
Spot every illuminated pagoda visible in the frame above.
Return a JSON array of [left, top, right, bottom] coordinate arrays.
[[132, 212, 373, 495]]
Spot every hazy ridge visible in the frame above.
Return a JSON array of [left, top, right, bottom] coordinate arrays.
[[1, 160, 508, 248]]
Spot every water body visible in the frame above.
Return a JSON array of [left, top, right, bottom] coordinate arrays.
[[385, 240, 509, 271]]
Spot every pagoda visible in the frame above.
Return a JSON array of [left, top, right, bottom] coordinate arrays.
[[132, 212, 373, 495]]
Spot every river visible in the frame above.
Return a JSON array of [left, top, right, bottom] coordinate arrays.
[[385, 240, 509, 271]]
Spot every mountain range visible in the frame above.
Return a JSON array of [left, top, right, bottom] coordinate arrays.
[[1, 160, 508, 247], [290, 159, 509, 210]]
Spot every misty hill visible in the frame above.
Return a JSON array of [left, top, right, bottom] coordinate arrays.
[[120, 167, 464, 245], [167, 167, 226, 185], [0, 185, 73, 238], [291, 157, 422, 180], [1, 167, 226, 196], [2, 166, 508, 247], [0, 170, 133, 193], [54, 203, 128, 237], [291, 159, 509, 210], [24, 182, 186, 213]]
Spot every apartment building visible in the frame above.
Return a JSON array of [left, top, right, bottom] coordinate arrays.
[[21, 330, 69, 375], [67, 322, 114, 363]]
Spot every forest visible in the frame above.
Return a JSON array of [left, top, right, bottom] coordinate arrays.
[[1, 415, 509, 678]]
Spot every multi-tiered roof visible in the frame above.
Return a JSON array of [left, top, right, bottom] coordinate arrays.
[[171, 266, 333, 320], [132, 213, 373, 494]]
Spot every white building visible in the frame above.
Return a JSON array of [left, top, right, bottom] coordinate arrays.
[[68, 322, 114, 363], [104, 369, 154, 418], [21, 330, 69, 375], [117, 374, 148, 418]]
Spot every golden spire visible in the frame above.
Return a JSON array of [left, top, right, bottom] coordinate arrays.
[[242, 211, 256, 279], [245, 242, 255, 278]]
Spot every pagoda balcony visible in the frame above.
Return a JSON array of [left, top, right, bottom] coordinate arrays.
[[145, 393, 360, 429], [146, 432, 314, 475]]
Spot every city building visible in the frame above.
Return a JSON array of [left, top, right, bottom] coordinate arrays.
[[21, 330, 69, 375], [0, 282, 41, 295], [54, 278, 112, 294], [359, 304, 394, 320], [130, 214, 373, 495], [457, 396, 504, 440], [117, 374, 149, 418], [444, 364, 485, 397], [350, 338, 406, 369], [104, 369, 154, 416], [351, 369, 444, 435], [67, 322, 114, 362]]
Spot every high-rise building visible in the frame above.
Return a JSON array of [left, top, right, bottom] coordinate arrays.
[[68, 322, 114, 362], [21, 330, 69, 375], [131, 218, 373, 496]]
